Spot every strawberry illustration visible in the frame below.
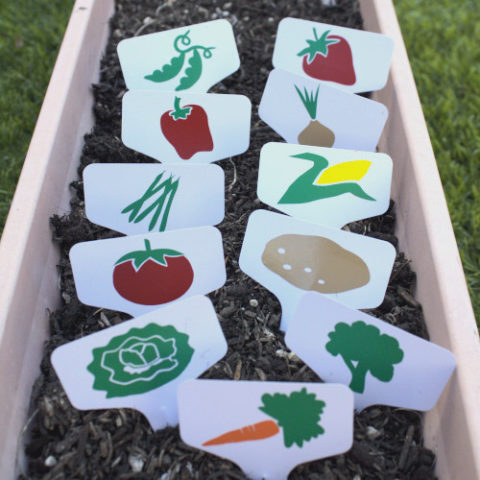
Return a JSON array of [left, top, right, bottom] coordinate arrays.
[[297, 29, 356, 86], [161, 96, 214, 160]]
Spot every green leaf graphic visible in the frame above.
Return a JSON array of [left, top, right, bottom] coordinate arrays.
[[176, 49, 203, 91], [259, 388, 326, 448], [144, 53, 185, 83], [87, 323, 194, 398]]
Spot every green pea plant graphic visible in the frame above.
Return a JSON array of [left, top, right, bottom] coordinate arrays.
[[145, 30, 215, 91]]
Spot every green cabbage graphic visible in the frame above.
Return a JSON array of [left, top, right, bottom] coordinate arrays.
[[87, 323, 194, 398]]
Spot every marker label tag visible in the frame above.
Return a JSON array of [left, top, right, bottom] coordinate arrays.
[[70, 227, 226, 317], [122, 91, 251, 163], [258, 69, 388, 151], [179, 379, 353, 480], [257, 142, 392, 228], [117, 20, 240, 92], [285, 293, 456, 411], [51, 296, 227, 429], [239, 210, 395, 330], [83, 163, 225, 234], [272, 18, 393, 93]]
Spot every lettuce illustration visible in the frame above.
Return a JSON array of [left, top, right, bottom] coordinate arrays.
[[87, 323, 194, 398]]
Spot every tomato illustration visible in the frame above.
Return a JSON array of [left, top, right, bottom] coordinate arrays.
[[113, 239, 194, 305], [160, 96, 214, 160], [297, 29, 356, 86]]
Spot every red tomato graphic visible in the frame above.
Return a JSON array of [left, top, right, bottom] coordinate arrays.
[[113, 239, 194, 305], [161, 96, 214, 160], [297, 29, 356, 86]]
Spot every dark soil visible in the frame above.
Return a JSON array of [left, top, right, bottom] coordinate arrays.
[[21, 1, 437, 479]]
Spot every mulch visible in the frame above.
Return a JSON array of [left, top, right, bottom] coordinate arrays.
[[21, 0, 437, 478]]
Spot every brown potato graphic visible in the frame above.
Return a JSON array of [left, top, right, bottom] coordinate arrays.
[[261, 234, 370, 294]]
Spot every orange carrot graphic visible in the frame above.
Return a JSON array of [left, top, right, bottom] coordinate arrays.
[[202, 388, 326, 448], [203, 419, 280, 446]]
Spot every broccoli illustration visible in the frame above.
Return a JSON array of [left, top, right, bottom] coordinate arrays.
[[325, 321, 404, 393]]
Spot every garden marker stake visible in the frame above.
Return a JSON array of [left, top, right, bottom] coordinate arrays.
[[239, 210, 395, 330], [258, 69, 388, 151], [122, 91, 251, 163], [257, 143, 392, 228], [178, 380, 354, 480], [117, 20, 240, 92], [69, 227, 226, 317], [83, 163, 225, 235], [285, 293, 456, 411], [51, 296, 227, 429], [272, 18, 393, 93]]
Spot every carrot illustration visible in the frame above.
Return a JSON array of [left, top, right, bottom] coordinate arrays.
[[202, 388, 326, 448], [203, 419, 279, 446]]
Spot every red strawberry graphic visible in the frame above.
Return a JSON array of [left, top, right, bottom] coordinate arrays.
[[161, 96, 214, 160], [297, 29, 356, 86]]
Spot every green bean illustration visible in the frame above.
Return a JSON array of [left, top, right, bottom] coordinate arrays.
[[145, 30, 215, 91], [121, 172, 180, 232]]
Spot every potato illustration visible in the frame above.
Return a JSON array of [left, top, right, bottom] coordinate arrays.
[[261, 234, 370, 294]]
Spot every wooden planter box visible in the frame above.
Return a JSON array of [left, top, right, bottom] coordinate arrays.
[[0, 0, 478, 478]]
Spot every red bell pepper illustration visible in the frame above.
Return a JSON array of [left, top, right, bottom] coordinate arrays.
[[113, 239, 194, 305], [297, 29, 356, 86], [161, 96, 214, 160]]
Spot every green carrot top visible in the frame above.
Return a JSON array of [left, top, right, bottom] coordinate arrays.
[[259, 387, 326, 448]]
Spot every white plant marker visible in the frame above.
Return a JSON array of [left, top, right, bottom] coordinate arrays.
[[83, 163, 225, 234], [70, 227, 226, 317], [178, 379, 353, 480], [117, 20, 240, 92], [257, 142, 392, 228], [285, 293, 456, 411], [239, 210, 395, 330], [258, 69, 388, 151], [122, 91, 251, 163], [273, 18, 393, 93], [51, 296, 227, 429]]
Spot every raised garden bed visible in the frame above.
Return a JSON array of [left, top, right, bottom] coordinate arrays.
[[0, 0, 479, 478]]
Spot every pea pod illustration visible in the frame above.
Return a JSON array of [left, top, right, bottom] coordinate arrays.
[[145, 30, 215, 91]]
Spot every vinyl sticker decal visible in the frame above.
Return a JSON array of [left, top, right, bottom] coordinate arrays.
[[325, 321, 404, 393], [88, 323, 194, 398], [121, 171, 179, 232], [298, 29, 356, 86], [203, 388, 326, 448], [144, 29, 215, 91], [278, 152, 374, 204], [261, 234, 370, 294], [160, 96, 214, 159], [294, 85, 335, 147], [112, 239, 194, 305]]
